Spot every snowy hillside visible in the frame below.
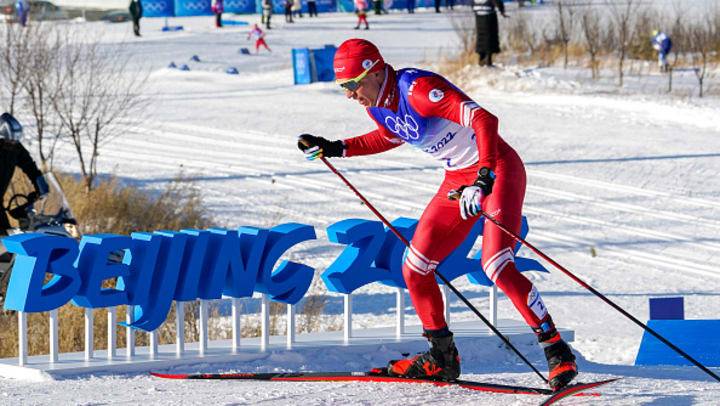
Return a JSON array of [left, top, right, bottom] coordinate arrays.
[[3, 3, 720, 405]]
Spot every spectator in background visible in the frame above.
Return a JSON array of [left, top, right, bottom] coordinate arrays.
[[651, 30, 672, 73], [407, 0, 415, 14], [15, 0, 29, 27], [473, 0, 506, 67], [307, 0, 318, 17], [354, 0, 369, 30], [247, 24, 272, 54], [212, 0, 224, 28], [372, 0, 382, 15], [284, 0, 293, 23], [434, 0, 441, 13], [292, 0, 303, 19], [262, 0, 273, 29], [446, 0, 454, 11], [129, 0, 143, 37]]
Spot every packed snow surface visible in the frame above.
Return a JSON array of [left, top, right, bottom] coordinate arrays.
[[3, 3, 720, 405]]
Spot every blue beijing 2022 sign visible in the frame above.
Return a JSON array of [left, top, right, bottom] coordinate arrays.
[[1, 216, 547, 332]]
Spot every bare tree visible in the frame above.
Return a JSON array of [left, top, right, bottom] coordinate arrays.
[[22, 24, 63, 170], [665, 11, 688, 93], [507, 11, 538, 58], [580, 8, 603, 80], [0, 24, 33, 114], [607, 0, 640, 86], [52, 30, 148, 192], [555, 0, 577, 69], [687, 11, 718, 98]]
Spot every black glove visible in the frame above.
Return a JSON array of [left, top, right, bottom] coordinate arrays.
[[297, 134, 344, 160]]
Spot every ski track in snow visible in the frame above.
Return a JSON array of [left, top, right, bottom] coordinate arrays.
[[5, 4, 720, 404]]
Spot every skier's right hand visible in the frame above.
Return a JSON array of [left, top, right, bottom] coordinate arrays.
[[297, 134, 344, 161]]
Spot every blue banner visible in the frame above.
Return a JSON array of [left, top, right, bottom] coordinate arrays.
[[175, 0, 213, 16], [293, 48, 312, 85], [255, 0, 285, 15], [316, 0, 336, 12], [337, 0, 353, 12], [224, 0, 257, 13], [143, 0, 175, 17]]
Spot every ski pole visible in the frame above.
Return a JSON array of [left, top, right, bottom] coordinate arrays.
[[477, 208, 720, 383], [316, 156, 549, 384]]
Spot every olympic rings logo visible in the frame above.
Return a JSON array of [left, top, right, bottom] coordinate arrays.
[[144, 1, 171, 12], [181, 1, 210, 11], [385, 114, 420, 140], [226, 0, 250, 7]]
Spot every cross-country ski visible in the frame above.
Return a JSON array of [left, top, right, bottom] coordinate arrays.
[[150, 369, 619, 401]]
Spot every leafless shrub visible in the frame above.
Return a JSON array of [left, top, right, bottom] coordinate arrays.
[[0, 24, 33, 114], [298, 294, 328, 333], [555, 0, 577, 69], [506, 11, 538, 57], [607, 0, 641, 86], [51, 29, 148, 192], [628, 8, 658, 61], [22, 24, 63, 170], [580, 8, 603, 79], [686, 9, 718, 97], [449, 11, 476, 55]]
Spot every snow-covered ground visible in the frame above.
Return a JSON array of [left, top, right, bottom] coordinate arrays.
[[3, 5, 720, 404]]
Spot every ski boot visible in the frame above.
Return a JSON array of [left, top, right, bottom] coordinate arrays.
[[387, 329, 460, 381], [536, 319, 577, 390]]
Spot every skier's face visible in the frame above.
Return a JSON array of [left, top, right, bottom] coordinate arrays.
[[344, 71, 383, 107]]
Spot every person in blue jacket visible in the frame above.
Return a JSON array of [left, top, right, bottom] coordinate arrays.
[[15, 0, 29, 27], [651, 30, 672, 73]]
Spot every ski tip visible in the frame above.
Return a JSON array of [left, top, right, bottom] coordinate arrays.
[[150, 372, 185, 379], [572, 377, 621, 390], [541, 377, 620, 405]]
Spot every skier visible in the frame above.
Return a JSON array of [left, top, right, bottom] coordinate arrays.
[[473, 0, 507, 67], [297, 39, 577, 390], [0, 113, 48, 236], [651, 30, 672, 73], [247, 24, 271, 54]]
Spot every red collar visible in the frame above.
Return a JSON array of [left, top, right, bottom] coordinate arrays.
[[374, 65, 398, 111]]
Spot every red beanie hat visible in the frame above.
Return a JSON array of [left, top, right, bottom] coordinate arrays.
[[333, 38, 385, 82]]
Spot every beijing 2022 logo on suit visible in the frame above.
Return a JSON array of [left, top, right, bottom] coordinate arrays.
[[385, 114, 420, 140]]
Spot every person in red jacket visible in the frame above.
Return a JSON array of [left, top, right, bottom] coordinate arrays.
[[354, 0, 369, 30], [247, 24, 271, 54], [297, 39, 577, 390]]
